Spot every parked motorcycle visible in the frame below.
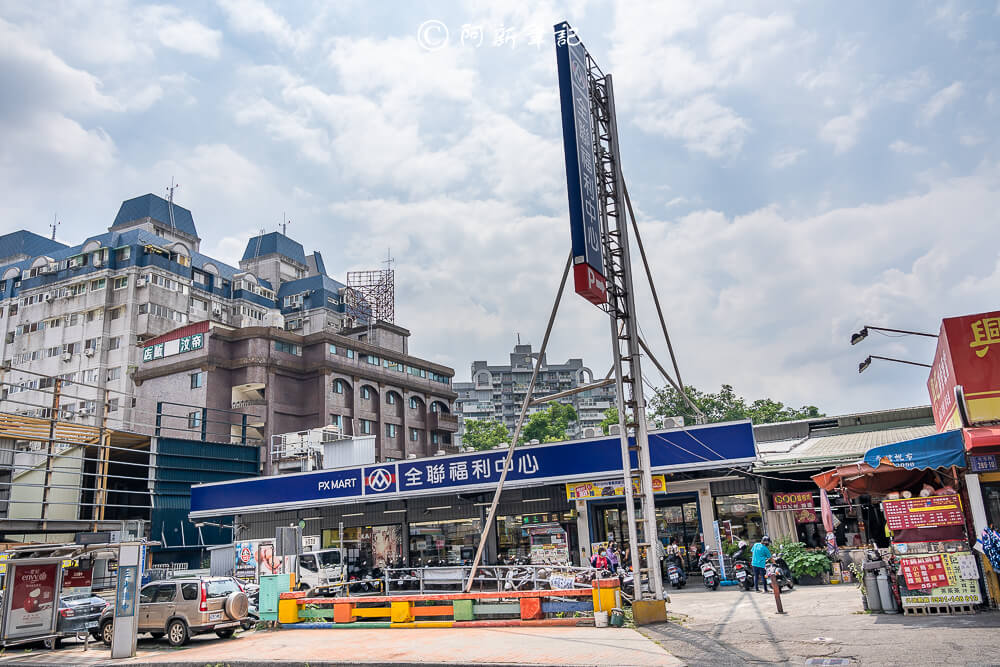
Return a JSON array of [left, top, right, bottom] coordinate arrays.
[[699, 550, 720, 590], [732, 559, 753, 590], [666, 554, 688, 589], [767, 553, 794, 591]]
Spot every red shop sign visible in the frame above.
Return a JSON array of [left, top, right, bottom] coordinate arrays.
[[882, 495, 965, 531], [772, 492, 817, 523]]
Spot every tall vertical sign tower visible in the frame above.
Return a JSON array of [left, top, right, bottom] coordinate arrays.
[[554, 21, 664, 602]]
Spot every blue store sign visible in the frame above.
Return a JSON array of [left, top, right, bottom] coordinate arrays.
[[191, 421, 756, 516]]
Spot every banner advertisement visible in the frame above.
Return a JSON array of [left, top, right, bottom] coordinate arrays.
[[369, 526, 402, 568], [899, 551, 982, 606], [5, 563, 59, 639], [255, 540, 283, 578], [565, 475, 666, 500], [234, 541, 258, 582], [61, 567, 93, 595], [772, 492, 818, 524]]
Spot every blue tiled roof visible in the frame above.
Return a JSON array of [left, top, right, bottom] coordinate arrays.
[[112, 194, 199, 239], [0, 231, 67, 263], [311, 251, 327, 276], [241, 232, 306, 265], [276, 274, 346, 298]]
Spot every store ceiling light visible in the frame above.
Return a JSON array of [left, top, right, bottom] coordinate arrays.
[[384, 509, 407, 514], [473, 502, 493, 507], [300, 516, 321, 521], [522, 498, 550, 503], [426, 505, 452, 511], [341, 512, 364, 517]]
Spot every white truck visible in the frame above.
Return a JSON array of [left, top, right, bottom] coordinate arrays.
[[294, 548, 347, 592]]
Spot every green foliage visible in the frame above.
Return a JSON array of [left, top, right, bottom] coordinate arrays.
[[648, 384, 824, 426], [721, 540, 740, 557], [461, 419, 511, 451], [599, 406, 619, 434], [521, 403, 577, 443], [774, 539, 832, 579]]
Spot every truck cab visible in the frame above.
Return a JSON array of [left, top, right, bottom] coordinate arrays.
[[295, 548, 345, 591]]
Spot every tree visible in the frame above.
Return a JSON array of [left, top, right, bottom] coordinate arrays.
[[648, 384, 823, 426], [461, 419, 511, 451], [599, 406, 619, 434], [521, 403, 578, 443]]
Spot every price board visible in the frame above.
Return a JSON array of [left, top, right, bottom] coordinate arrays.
[[900, 555, 949, 588], [882, 495, 965, 531], [899, 551, 982, 607], [772, 492, 817, 523]]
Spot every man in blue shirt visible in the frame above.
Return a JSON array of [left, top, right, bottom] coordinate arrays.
[[751, 536, 772, 593]]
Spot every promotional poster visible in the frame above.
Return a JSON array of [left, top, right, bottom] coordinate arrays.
[[5, 563, 59, 639]]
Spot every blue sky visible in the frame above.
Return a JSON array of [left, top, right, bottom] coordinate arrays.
[[1, 1, 998, 416]]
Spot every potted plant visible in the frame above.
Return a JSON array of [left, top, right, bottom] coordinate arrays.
[[774, 540, 832, 584]]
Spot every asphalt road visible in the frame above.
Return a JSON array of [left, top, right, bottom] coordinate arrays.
[[640, 582, 1000, 666]]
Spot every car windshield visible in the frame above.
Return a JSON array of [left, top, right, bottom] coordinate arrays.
[[206, 579, 241, 598], [318, 551, 341, 567]]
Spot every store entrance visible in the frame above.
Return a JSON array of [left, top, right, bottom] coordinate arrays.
[[594, 496, 701, 571]]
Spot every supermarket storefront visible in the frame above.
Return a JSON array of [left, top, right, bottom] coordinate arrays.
[[190, 421, 757, 568]]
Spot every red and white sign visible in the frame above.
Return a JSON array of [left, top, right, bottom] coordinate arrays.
[[928, 311, 1000, 432], [573, 263, 607, 306], [772, 492, 817, 524], [882, 495, 965, 531], [900, 555, 950, 589], [61, 567, 93, 592], [5, 563, 58, 639]]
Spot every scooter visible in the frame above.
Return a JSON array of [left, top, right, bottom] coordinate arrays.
[[666, 554, 687, 589], [616, 566, 635, 602], [732, 559, 753, 591], [699, 550, 720, 590], [767, 553, 794, 591]]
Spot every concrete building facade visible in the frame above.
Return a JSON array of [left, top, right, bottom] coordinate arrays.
[[453, 344, 615, 441]]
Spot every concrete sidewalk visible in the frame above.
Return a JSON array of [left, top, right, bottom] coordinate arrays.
[[0, 626, 682, 666]]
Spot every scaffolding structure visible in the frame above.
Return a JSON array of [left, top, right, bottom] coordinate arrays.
[[346, 269, 395, 324]]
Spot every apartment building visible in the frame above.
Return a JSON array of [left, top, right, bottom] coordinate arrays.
[[0, 193, 457, 466], [453, 344, 615, 440]]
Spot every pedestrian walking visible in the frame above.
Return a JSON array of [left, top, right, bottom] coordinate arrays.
[[606, 542, 621, 571], [752, 535, 772, 592]]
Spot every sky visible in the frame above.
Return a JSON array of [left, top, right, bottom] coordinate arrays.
[[1, 1, 998, 417]]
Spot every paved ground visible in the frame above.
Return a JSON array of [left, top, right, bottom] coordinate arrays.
[[641, 582, 1000, 666], [0, 625, 680, 666]]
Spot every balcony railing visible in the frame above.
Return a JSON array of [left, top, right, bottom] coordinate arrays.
[[232, 398, 267, 409], [428, 412, 459, 433]]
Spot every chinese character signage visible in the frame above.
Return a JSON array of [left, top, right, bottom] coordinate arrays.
[[970, 454, 999, 473], [142, 332, 204, 362], [565, 475, 666, 500], [928, 310, 1000, 431], [882, 495, 965, 531], [192, 420, 757, 515], [772, 492, 818, 523], [554, 21, 607, 306], [899, 551, 982, 607]]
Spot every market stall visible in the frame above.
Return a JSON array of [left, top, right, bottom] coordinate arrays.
[[814, 429, 982, 614]]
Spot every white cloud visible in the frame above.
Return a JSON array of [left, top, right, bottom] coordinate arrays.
[[919, 82, 964, 124], [150, 11, 223, 59], [960, 133, 987, 146], [889, 139, 927, 155], [216, 0, 301, 49], [636, 95, 749, 158], [771, 148, 805, 168], [819, 105, 868, 153]]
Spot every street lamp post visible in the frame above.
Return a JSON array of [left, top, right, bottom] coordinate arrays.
[[858, 355, 933, 373], [850, 325, 938, 345]]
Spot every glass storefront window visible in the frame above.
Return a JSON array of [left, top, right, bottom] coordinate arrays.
[[596, 499, 700, 570], [409, 519, 481, 565], [497, 512, 578, 564], [714, 493, 763, 545]]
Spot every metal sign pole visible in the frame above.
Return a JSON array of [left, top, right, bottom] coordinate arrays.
[[111, 543, 143, 659]]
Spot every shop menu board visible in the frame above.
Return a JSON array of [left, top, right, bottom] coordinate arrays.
[[565, 475, 666, 500], [772, 492, 817, 523], [882, 494, 965, 531], [898, 551, 982, 607]]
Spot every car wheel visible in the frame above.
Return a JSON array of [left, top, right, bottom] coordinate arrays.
[[150, 632, 165, 639], [166, 619, 190, 647], [216, 628, 236, 639], [43, 637, 61, 649], [101, 620, 114, 646]]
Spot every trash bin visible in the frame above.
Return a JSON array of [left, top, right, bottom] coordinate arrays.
[[609, 608, 625, 628], [876, 571, 898, 614]]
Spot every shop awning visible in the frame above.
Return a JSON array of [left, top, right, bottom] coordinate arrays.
[[812, 429, 965, 495], [861, 429, 965, 470], [963, 426, 1000, 452]]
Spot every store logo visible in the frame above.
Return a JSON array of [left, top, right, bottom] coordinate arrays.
[[366, 467, 395, 493]]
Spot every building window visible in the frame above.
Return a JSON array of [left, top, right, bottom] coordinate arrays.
[[334, 379, 344, 394], [430, 402, 439, 413], [275, 340, 301, 356], [431, 433, 440, 445], [365, 354, 379, 365], [47, 346, 60, 358], [386, 424, 397, 438], [108, 398, 120, 412], [410, 428, 419, 442], [191, 298, 208, 311], [187, 411, 202, 429], [86, 309, 100, 323], [190, 372, 205, 389], [84, 338, 100, 351], [109, 307, 122, 320], [361, 386, 372, 400], [386, 392, 396, 405], [346, 349, 355, 359], [116, 247, 130, 262], [113, 276, 128, 290], [108, 336, 121, 351], [409, 397, 419, 410], [91, 278, 106, 291], [329, 414, 341, 429], [107, 367, 121, 381], [329, 344, 337, 355], [360, 419, 373, 435]]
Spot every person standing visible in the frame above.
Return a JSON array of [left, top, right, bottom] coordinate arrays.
[[606, 542, 621, 572], [751, 536, 772, 593], [590, 547, 608, 571]]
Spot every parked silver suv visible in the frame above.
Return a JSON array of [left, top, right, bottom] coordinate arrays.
[[100, 577, 248, 647]]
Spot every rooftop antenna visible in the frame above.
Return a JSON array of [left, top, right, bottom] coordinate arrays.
[[165, 177, 180, 230], [383, 247, 395, 272], [49, 214, 60, 241], [281, 213, 290, 236], [254, 227, 266, 258]]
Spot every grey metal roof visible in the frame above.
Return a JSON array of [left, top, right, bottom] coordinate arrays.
[[112, 193, 199, 239], [756, 424, 939, 470], [0, 231, 68, 263]]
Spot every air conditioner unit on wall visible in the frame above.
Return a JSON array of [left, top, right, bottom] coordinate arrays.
[[84, 348, 95, 357], [136, 279, 147, 287], [62, 353, 72, 362]]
